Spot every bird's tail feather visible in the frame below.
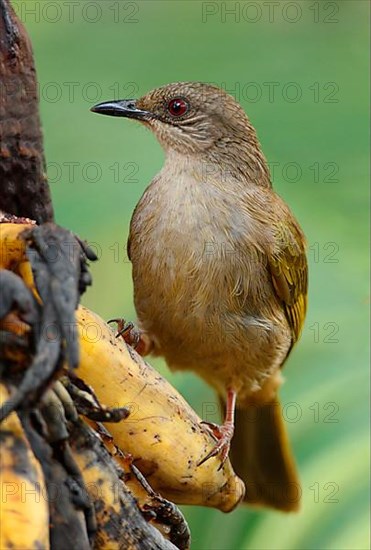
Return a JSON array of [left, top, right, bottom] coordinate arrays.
[[226, 398, 301, 512]]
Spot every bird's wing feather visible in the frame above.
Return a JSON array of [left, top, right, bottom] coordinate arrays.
[[268, 221, 308, 343]]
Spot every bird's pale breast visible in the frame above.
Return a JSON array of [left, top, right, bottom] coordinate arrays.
[[129, 168, 291, 402]]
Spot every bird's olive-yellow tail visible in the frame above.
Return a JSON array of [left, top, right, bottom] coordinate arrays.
[[228, 399, 301, 512]]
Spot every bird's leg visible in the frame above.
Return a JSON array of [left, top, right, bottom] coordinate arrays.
[[108, 318, 153, 356], [198, 388, 236, 470]]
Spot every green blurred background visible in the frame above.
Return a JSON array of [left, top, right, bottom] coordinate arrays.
[[16, 1, 369, 548]]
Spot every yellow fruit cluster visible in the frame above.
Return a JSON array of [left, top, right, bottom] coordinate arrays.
[[0, 222, 244, 550]]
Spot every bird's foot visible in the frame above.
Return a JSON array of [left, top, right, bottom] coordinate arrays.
[[108, 318, 152, 356], [198, 420, 234, 470]]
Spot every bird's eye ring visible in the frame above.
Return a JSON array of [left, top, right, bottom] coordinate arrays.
[[167, 98, 189, 117]]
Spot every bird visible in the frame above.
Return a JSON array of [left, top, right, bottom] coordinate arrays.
[[91, 82, 308, 512]]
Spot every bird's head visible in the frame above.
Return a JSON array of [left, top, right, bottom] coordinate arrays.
[[91, 82, 271, 184], [93, 82, 257, 152]]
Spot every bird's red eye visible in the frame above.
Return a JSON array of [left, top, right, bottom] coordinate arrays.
[[167, 98, 189, 117]]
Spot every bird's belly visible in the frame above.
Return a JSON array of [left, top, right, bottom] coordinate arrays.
[[129, 183, 291, 400]]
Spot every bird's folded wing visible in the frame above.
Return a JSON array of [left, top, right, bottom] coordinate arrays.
[[268, 222, 308, 344]]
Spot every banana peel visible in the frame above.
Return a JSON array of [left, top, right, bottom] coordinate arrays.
[[0, 384, 50, 550], [86, 420, 191, 549], [68, 416, 179, 550], [0, 223, 36, 293]]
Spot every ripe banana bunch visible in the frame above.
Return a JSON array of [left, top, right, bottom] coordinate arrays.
[[0, 221, 245, 548]]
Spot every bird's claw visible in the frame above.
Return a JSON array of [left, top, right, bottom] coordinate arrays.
[[200, 420, 224, 440], [108, 318, 152, 356], [108, 318, 141, 346], [198, 421, 234, 470]]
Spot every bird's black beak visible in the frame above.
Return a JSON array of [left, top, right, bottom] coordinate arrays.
[[90, 99, 151, 120]]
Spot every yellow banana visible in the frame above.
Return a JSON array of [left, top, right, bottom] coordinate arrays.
[[84, 419, 153, 509], [76, 307, 244, 512], [69, 420, 135, 550], [69, 416, 179, 550], [0, 223, 36, 292], [88, 419, 191, 549], [0, 384, 50, 550]]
